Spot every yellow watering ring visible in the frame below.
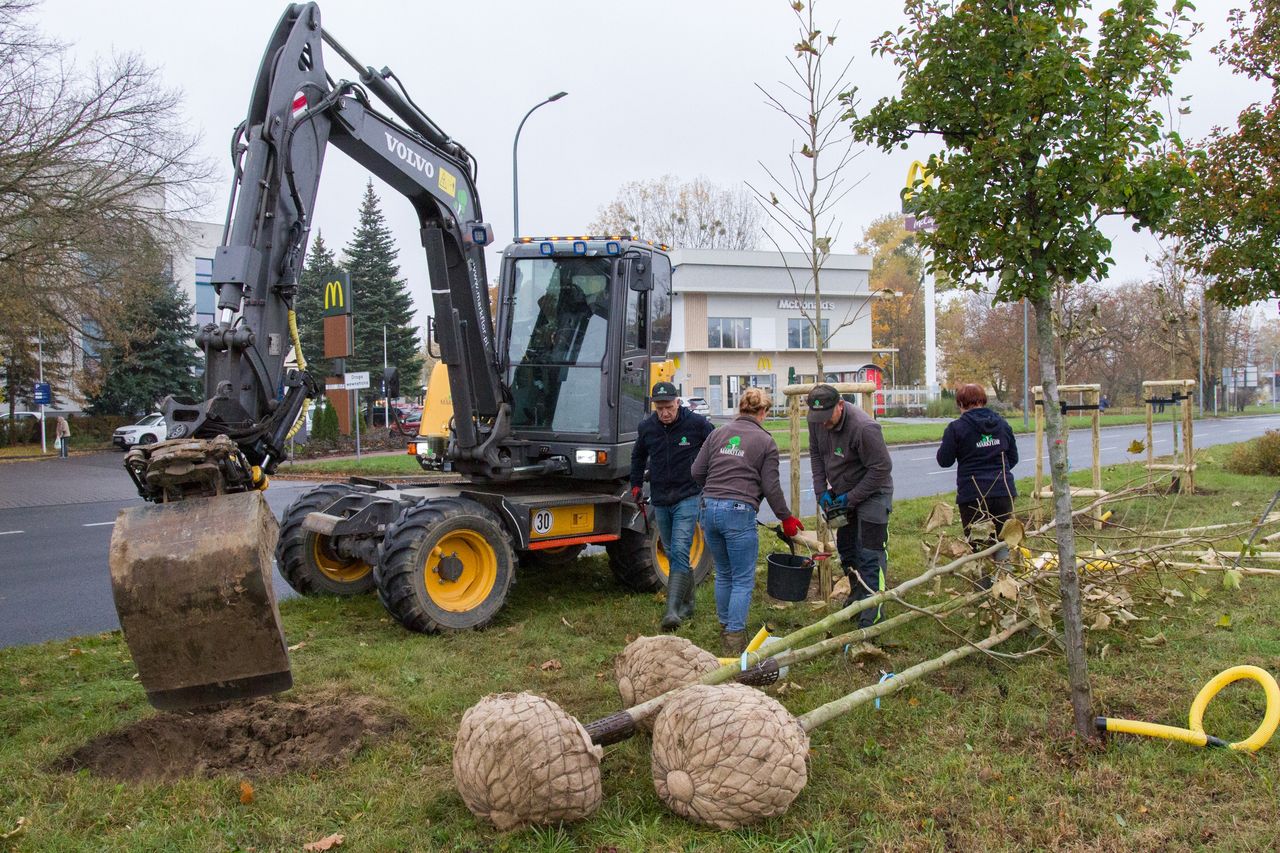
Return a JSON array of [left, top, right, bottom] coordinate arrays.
[[1096, 665, 1280, 752]]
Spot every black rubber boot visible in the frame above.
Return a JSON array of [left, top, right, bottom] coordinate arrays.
[[676, 571, 696, 621], [660, 572, 691, 631]]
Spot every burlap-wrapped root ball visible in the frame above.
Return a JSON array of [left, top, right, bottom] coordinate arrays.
[[453, 692, 603, 831], [651, 683, 809, 829], [615, 635, 721, 730]]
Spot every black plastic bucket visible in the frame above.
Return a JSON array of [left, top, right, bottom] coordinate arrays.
[[766, 553, 814, 601]]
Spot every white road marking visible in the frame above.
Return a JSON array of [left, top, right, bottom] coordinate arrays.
[[83, 521, 115, 527], [1100, 445, 1118, 451], [0, 530, 24, 536], [908, 454, 936, 461], [927, 470, 953, 476]]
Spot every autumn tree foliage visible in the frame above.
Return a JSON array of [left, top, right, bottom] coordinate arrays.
[[859, 214, 926, 386]]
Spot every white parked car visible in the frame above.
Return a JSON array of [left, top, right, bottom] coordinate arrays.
[[113, 413, 167, 449], [685, 397, 711, 416]]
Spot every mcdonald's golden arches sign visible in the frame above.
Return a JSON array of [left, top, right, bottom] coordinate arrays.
[[321, 272, 352, 317]]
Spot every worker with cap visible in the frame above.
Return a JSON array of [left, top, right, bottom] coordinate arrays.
[[630, 380, 716, 630], [807, 383, 894, 628]]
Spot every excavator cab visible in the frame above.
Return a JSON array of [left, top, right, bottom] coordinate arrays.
[[499, 237, 673, 479]]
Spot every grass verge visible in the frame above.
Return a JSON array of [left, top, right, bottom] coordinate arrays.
[[3, 445, 1278, 850]]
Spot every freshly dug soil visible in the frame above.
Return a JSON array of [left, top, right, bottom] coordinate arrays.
[[56, 694, 402, 783]]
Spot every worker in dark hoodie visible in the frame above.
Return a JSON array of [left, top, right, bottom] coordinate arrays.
[[630, 381, 716, 631], [936, 384, 1020, 575]]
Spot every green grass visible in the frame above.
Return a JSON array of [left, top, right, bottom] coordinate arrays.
[[282, 452, 430, 477], [4, 445, 1279, 850]]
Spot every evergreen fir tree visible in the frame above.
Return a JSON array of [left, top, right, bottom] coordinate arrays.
[[294, 232, 344, 374], [85, 280, 200, 416], [342, 181, 422, 394]]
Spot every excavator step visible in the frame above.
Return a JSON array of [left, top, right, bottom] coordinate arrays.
[[109, 490, 292, 710]]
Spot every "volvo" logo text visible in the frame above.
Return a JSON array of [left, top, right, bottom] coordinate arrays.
[[385, 131, 435, 179]]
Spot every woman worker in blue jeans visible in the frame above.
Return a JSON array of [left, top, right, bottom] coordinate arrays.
[[691, 387, 803, 654]]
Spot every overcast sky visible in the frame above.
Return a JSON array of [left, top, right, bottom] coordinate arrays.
[[36, 0, 1274, 323]]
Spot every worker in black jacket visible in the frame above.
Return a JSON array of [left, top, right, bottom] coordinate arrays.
[[936, 384, 1019, 576], [630, 381, 716, 630]]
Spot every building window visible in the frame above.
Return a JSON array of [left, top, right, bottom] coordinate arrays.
[[787, 318, 829, 349], [195, 257, 216, 326], [708, 317, 750, 348]]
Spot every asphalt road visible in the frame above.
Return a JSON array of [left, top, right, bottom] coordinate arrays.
[[1, 413, 1277, 648], [760, 413, 1280, 522], [0, 451, 319, 647]]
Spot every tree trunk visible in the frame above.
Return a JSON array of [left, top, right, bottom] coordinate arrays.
[[1031, 294, 1095, 741]]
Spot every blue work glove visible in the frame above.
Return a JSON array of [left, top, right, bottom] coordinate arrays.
[[834, 493, 849, 509], [819, 490, 836, 510]]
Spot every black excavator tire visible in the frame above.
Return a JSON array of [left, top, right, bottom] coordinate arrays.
[[376, 497, 516, 633], [276, 483, 376, 596], [605, 525, 664, 593]]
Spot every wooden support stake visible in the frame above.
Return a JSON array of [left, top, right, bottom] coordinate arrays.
[[1141, 380, 1197, 493]]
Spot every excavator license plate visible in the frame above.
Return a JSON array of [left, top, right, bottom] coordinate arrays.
[[109, 490, 292, 710], [529, 505, 594, 539]]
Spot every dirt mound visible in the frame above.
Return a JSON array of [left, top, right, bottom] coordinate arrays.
[[57, 694, 402, 783]]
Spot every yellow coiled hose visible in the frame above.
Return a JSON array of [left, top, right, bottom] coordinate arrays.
[[1096, 665, 1280, 752], [285, 309, 311, 441]]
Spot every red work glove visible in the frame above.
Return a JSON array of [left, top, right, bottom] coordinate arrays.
[[782, 516, 804, 538], [630, 486, 643, 503]]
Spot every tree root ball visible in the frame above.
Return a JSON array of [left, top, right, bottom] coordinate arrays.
[[452, 692, 603, 831], [615, 635, 720, 730], [651, 683, 809, 829]]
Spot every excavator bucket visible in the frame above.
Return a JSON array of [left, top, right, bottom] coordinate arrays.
[[108, 490, 292, 711]]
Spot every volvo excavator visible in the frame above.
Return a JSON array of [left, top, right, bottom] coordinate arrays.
[[109, 2, 709, 712]]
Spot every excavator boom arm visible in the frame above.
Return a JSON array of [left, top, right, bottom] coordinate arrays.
[[144, 1, 509, 500]]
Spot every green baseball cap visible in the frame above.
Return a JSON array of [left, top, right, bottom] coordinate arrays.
[[651, 381, 679, 402], [806, 383, 841, 423]]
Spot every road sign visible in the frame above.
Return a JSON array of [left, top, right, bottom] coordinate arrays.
[[32, 382, 51, 405], [321, 273, 352, 317], [344, 371, 370, 390], [325, 381, 347, 391]]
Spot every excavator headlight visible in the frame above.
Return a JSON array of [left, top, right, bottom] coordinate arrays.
[[540, 242, 554, 256], [575, 449, 597, 464], [606, 241, 620, 255], [464, 223, 493, 248], [573, 241, 587, 255]]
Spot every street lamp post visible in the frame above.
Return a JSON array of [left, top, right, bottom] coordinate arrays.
[[512, 91, 568, 239]]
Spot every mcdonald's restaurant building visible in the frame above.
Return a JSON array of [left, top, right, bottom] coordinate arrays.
[[668, 249, 887, 415]]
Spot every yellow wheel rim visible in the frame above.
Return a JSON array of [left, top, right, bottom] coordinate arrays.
[[311, 535, 372, 584], [656, 525, 706, 580], [425, 529, 498, 613]]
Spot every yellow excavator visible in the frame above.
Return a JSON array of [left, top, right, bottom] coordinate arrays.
[[110, 2, 708, 711]]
